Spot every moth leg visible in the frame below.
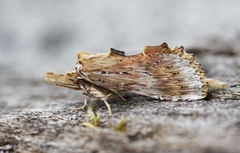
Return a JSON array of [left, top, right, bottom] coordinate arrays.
[[103, 99, 112, 117], [73, 96, 88, 111]]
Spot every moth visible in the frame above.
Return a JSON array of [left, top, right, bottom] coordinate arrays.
[[45, 43, 227, 116]]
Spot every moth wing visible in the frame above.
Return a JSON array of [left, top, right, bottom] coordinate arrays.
[[79, 43, 209, 100]]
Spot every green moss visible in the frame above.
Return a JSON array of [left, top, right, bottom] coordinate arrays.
[[115, 117, 127, 132], [82, 104, 100, 128]]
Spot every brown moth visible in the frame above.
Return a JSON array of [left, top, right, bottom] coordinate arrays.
[[45, 43, 227, 116]]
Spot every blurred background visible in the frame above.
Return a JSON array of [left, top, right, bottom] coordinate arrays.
[[0, 0, 240, 78]]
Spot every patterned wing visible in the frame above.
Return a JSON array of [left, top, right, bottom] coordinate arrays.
[[77, 43, 209, 100]]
